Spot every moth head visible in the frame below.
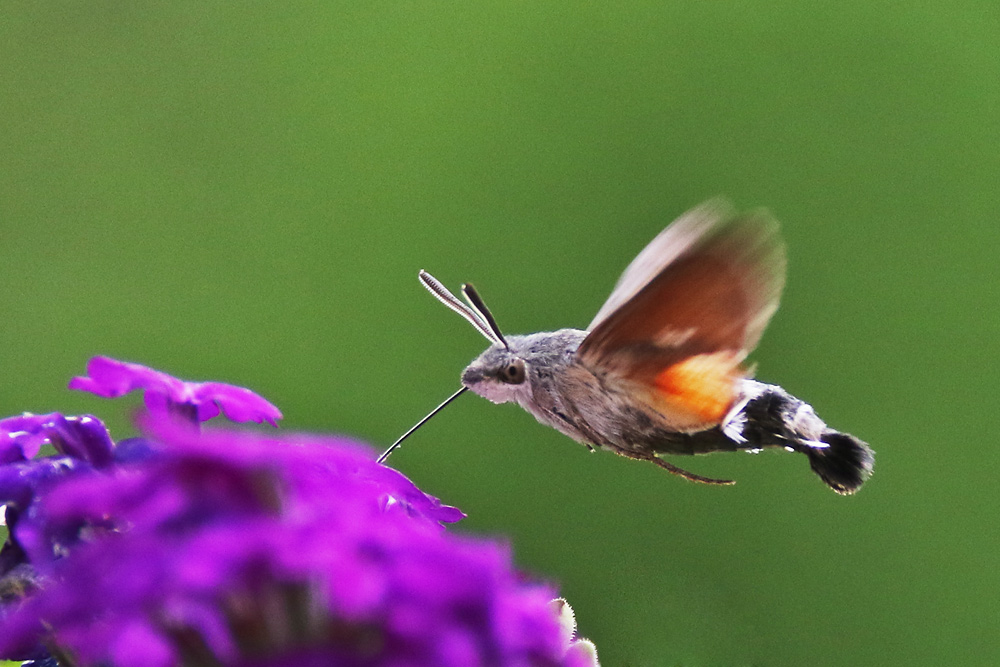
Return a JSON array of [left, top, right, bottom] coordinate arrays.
[[417, 271, 530, 405], [461, 345, 529, 404], [377, 271, 525, 465]]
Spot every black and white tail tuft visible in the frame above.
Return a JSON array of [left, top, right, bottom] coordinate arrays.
[[735, 381, 875, 494], [804, 431, 875, 495]]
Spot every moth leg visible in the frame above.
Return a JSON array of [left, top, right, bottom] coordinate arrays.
[[646, 455, 735, 486]]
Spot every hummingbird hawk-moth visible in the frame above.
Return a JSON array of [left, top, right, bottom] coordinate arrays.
[[381, 200, 874, 494]]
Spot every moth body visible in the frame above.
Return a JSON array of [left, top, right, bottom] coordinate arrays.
[[461, 332, 871, 494]]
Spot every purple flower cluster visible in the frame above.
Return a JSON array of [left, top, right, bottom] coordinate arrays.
[[0, 357, 597, 667]]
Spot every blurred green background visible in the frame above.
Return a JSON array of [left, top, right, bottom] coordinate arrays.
[[2, 2, 997, 665]]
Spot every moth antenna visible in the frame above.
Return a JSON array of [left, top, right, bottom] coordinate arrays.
[[377, 386, 468, 463], [460, 283, 509, 350], [418, 271, 502, 345]]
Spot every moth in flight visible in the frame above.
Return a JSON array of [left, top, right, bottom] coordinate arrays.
[[382, 200, 874, 494]]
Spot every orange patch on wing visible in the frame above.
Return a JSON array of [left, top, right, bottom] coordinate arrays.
[[653, 353, 741, 426]]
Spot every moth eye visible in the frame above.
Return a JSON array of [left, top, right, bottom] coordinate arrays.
[[499, 359, 526, 385]]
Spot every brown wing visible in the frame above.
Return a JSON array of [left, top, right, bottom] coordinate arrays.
[[577, 200, 786, 431]]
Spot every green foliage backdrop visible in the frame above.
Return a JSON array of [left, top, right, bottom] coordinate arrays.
[[2, 2, 998, 665]]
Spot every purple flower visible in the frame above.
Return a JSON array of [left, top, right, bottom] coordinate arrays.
[[0, 413, 113, 467], [0, 415, 594, 666], [0, 413, 117, 606], [69, 356, 282, 427]]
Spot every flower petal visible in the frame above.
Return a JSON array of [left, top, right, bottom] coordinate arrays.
[[70, 356, 282, 427]]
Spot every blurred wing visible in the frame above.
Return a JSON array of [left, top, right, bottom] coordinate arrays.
[[577, 200, 786, 431]]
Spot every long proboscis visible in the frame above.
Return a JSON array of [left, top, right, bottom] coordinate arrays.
[[377, 386, 468, 464]]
